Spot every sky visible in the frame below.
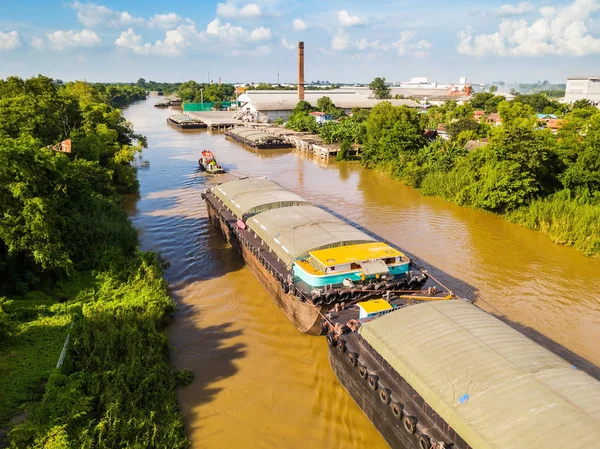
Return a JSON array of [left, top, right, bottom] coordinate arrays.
[[1, 0, 600, 84]]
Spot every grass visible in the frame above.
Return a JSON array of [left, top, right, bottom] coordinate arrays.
[[7, 253, 190, 449], [0, 295, 70, 426], [508, 193, 600, 257]]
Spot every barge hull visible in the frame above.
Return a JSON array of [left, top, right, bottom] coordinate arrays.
[[205, 198, 323, 334], [328, 348, 420, 449]]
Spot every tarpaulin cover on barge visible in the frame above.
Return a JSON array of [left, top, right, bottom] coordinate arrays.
[[213, 179, 310, 219], [248, 205, 375, 268], [359, 300, 600, 449]]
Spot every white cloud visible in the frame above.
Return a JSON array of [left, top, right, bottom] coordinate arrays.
[[0, 31, 20, 51], [47, 29, 101, 50], [281, 37, 295, 50], [206, 18, 246, 41], [69, 1, 192, 29], [30, 37, 44, 50], [330, 29, 431, 57], [458, 0, 600, 56], [332, 30, 350, 50], [232, 45, 272, 56], [338, 10, 364, 27], [116, 19, 271, 56], [249, 26, 272, 41], [293, 18, 307, 30], [115, 28, 143, 49], [393, 31, 432, 57], [147, 13, 194, 29], [216, 2, 263, 18], [496, 2, 535, 16]]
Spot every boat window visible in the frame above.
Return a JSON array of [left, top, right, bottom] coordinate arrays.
[[351, 263, 360, 270], [384, 257, 395, 264]]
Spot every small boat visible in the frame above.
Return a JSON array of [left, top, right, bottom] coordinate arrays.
[[199, 150, 225, 174]]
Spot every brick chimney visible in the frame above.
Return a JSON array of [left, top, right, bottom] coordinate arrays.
[[298, 41, 305, 101]]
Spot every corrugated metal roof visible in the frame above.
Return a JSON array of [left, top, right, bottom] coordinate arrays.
[[248, 205, 375, 267], [213, 178, 311, 219], [238, 91, 420, 111], [228, 127, 283, 143], [359, 301, 600, 449]]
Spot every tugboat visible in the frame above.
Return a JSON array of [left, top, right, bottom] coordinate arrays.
[[202, 178, 445, 334], [199, 150, 225, 174]]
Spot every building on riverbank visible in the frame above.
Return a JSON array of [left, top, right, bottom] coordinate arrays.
[[235, 90, 420, 122], [564, 76, 600, 105]]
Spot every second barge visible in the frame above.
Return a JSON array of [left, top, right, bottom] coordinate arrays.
[[225, 127, 292, 149], [167, 114, 206, 130], [203, 178, 449, 334], [325, 299, 600, 449]]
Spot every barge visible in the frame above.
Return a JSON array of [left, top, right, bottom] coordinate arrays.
[[225, 127, 292, 149], [202, 178, 450, 334], [167, 114, 206, 130], [326, 299, 600, 449]]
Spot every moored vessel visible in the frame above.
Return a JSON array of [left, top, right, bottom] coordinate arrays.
[[199, 150, 225, 174], [202, 178, 449, 334], [326, 299, 600, 449], [225, 127, 292, 149]]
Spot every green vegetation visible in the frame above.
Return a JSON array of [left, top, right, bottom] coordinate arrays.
[[177, 80, 235, 103], [368, 77, 391, 99], [357, 94, 600, 257], [0, 76, 189, 447]]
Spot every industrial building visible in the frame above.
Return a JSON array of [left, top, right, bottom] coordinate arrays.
[[234, 43, 470, 122], [564, 76, 600, 105], [235, 90, 421, 122]]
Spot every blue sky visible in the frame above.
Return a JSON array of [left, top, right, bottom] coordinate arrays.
[[1, 0, 599, 83]]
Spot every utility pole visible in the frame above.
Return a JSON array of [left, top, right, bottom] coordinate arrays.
[[277, 68, 280, 85], [200, 89, 203, 104]]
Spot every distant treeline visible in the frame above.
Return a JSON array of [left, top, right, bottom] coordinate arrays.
[[0, 76, 189, 447]]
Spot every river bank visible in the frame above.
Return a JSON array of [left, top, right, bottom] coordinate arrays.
[[124, 99, 600, 448], [0, 80, 189, 447]]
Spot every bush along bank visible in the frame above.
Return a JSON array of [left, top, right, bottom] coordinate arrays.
[[357, 99, 600, 258], [0, 76, 190, 447]]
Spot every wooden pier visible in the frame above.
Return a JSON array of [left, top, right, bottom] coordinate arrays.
[[185, 111, 243, 131], [240, 124, 362, 160]]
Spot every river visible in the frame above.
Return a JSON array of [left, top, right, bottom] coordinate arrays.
[[124, 99, 600, 449]]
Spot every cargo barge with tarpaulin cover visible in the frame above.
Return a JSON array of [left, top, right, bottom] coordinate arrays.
[[225, 127, 292, 149], [167, 114, 206, 130], [202, 178, 450, 334], [325, 299, 600, 449]]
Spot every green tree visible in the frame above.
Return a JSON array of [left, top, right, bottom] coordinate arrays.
[[369, 77, 391, 99], [293, 100, 313, 115], [362, 102, 424, 166], [489, 85, 498, 93]]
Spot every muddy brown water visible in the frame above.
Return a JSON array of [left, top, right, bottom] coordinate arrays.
[[124, 99, 600, 449]]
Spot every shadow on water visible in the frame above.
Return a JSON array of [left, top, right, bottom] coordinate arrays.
[[168, 307, 246, 441]]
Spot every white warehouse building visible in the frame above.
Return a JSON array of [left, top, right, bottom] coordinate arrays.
[[235, 90, 421, 122], [564, 76, 600, 105]]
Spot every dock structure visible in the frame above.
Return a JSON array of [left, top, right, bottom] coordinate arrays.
[[225, 127, 292, 149], [154, 94, 182, 108], [240, 124, 362, 160], [167, 114, 206, 130], [186, 111, 243, 131]]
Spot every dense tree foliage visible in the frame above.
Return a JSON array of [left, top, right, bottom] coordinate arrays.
[[369, 77, 391, 99], [0, 76, 189, 447], [177, 80, 235, 103], [356, 93, 600, 256]]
